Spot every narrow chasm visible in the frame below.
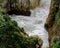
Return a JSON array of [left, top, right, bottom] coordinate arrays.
[[7, 9, 31, 16]]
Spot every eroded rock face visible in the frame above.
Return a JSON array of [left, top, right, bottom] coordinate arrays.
[[0, 0, 7, 8], [45, 0, 60, 48], [16, 0, 40, 10], [0, 0, 40, 15], [30, 35, 43, 48]]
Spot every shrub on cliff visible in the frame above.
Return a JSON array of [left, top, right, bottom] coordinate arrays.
[[53, 36, 60, 48], [0, 9, 42, 48], [53, 6, 60, 48], [55, 10, 60, 26]]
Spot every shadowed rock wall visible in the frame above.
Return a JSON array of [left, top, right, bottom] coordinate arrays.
[[0, 0, 40, 15], [0, 0, 40, 11]]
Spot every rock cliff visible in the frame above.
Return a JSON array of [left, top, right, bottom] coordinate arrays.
[[45, 0, 60, 48], [0, 0, 40, 15]]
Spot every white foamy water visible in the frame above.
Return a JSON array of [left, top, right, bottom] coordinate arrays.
[[10, 0, 51, 48]]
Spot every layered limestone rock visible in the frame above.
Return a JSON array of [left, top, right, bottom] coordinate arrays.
[[45, 0, 60, 48]]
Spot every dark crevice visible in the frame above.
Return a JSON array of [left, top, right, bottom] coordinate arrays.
[[7, 9, 31, 16], [44, 24, 49, 31]]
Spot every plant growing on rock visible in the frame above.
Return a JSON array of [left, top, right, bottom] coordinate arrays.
[[0, 9, 43, 48], [53, 35, 60, 48]]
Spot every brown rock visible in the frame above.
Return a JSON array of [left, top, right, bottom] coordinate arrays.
[[45, 0, 60, 48]]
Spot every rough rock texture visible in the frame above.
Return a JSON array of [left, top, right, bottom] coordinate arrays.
[[45, 0, 60, 48], [0, 0, 40, 15], [0, 0, 7, 8], [29, 0, 40, 9]]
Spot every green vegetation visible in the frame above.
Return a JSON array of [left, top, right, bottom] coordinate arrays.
[[53, 35, 60, 48], [53, 1, 60, 48], [0, 9, 42, 48], [55, 10, 60, 26], [53, 12, 60, 48]]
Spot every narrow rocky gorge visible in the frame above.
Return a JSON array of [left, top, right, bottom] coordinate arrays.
[[0, 0, 52, 48], [0, 0, 60, 48], [10, 0, 51, 48]]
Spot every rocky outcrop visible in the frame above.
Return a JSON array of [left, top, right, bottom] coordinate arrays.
[[0, 0, 40, 15], [29, 0, 40, 9], [45, 0, 60, 48], [0, 0, 7, 8]]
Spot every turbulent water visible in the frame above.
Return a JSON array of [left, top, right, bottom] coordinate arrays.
[[10, 0, 51, 48]]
